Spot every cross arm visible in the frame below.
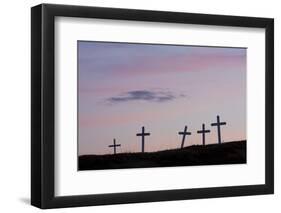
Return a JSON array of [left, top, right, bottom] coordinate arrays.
[[136, 133, 150, 136], [179, 131, 191, 135], [109, 144, 121, 147], [211, 122, 226, 126], [197, 130, 211, 133]]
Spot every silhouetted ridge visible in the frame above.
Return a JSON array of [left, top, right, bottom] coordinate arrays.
[[79, 140, 246, 170]]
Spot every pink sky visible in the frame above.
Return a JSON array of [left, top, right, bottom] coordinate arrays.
[[78, 41, 246, 155]]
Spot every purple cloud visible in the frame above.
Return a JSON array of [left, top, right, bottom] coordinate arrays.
[[107, 90, 183, 103]]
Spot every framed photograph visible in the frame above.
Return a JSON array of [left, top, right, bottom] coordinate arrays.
[[31, 4, 274, 209]]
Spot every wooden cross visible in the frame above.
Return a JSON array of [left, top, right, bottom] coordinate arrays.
[[108, 138, 121, 154], [136, 126, 150, 153], [211, 115, 226, 144], [178, 125, 191, 148], [197, 123, 210, 145]]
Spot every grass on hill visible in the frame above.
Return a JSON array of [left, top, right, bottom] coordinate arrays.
[[78, 140, 246, 171]]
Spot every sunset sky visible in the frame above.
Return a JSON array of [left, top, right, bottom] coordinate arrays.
[[78, 41, 246, 156]]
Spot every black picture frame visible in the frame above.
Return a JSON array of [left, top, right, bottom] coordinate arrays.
[[31, 3, 274, 209]]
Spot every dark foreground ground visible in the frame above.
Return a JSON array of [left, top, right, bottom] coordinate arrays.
[[78, 140, 246, 170]]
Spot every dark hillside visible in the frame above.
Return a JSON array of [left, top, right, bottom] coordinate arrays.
[[79, 140, 246, 170]]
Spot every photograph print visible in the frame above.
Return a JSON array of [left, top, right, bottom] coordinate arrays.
[[78, 41, 247, 171]]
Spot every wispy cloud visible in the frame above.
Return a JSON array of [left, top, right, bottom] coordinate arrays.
[[107, 90, 184, 104]]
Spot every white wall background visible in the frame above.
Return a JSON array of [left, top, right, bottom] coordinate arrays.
[[0, 0, 279, 212]]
